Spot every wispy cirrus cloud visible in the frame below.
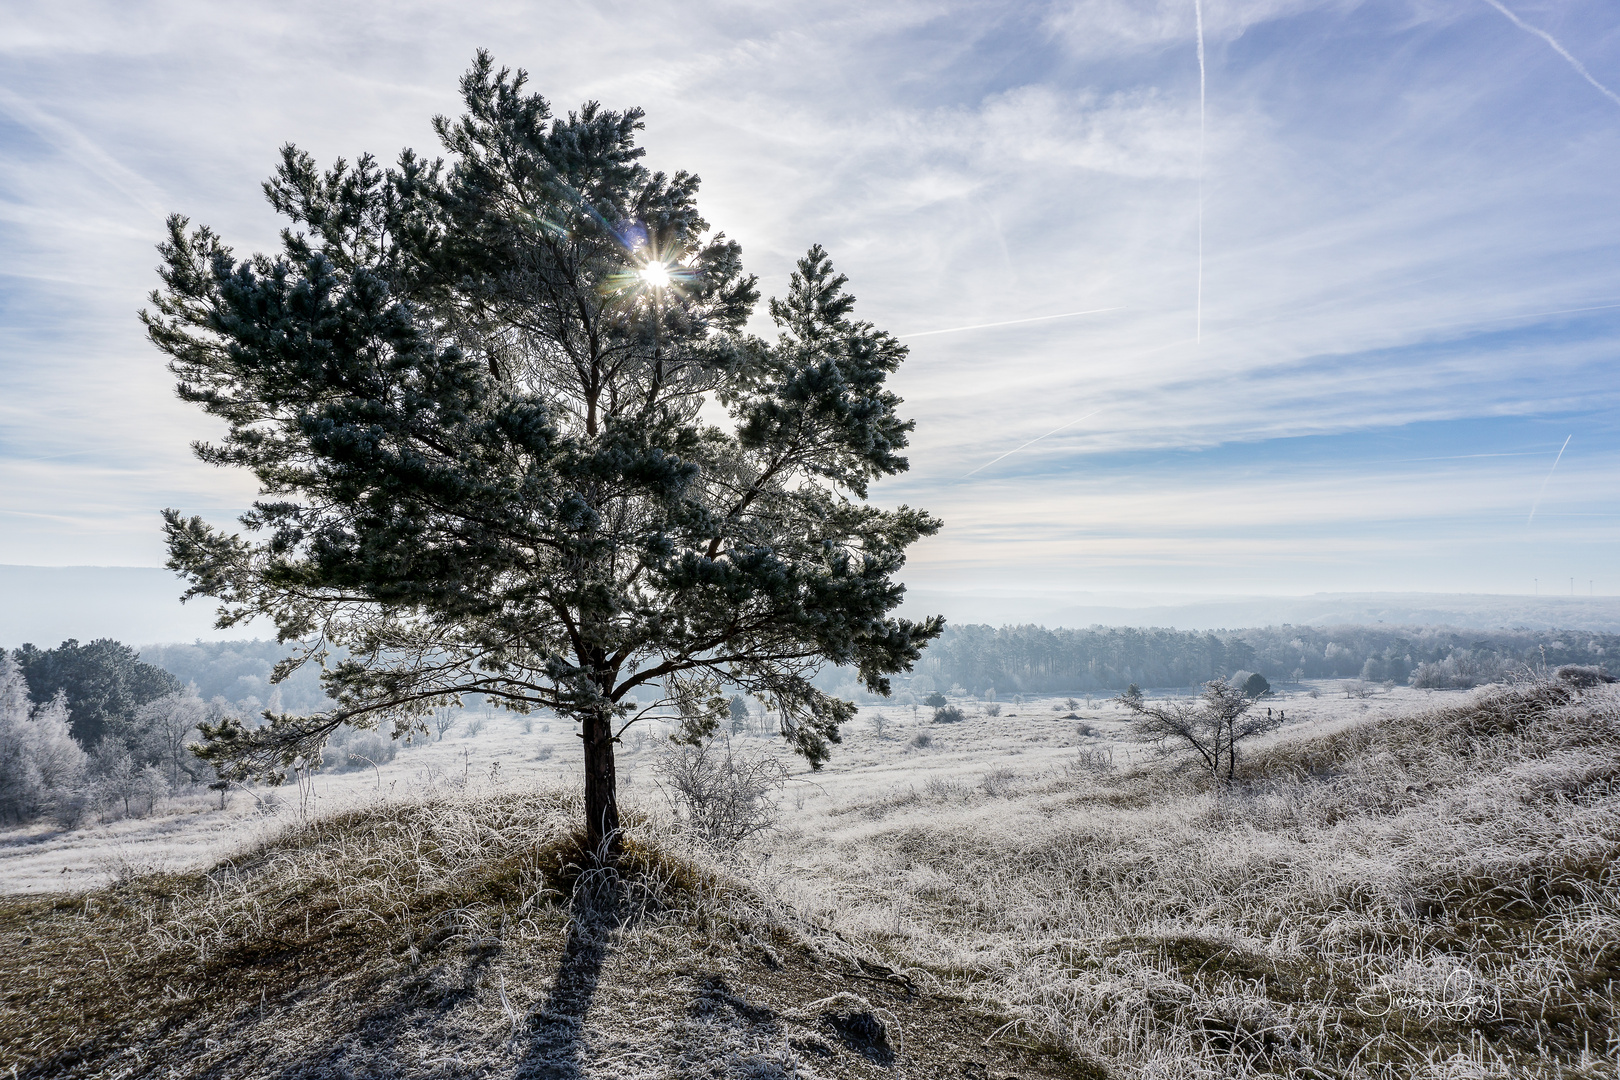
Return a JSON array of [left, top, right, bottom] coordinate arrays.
[[0, 0, 1617, 606]]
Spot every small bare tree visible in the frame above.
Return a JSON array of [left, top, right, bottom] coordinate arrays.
[[431, 708, 457, 741], [1117, 682, 1282, 783], [869, 711, 888, 739]]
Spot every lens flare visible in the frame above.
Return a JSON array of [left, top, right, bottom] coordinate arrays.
[[641, 261, 671, 288]]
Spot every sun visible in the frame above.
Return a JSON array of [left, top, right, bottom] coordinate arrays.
[[640, 260, 671, 288]]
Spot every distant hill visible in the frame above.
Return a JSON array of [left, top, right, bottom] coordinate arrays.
[[912, 622, 1617, 696]]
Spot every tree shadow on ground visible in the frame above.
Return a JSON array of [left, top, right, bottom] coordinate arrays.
[[513, 897, 616, 1080], [226, 881, 620, 1080]]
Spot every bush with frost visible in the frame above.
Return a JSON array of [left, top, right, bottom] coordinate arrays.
[[1554, 664, 1615, 689], [1118, 680, 1283, 783], [0, 655, 88, 824], [652, 737, 789, 847]]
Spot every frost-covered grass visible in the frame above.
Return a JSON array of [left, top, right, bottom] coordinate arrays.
[[0, 708, 599, 893], [765, 681, 1620, 1078]]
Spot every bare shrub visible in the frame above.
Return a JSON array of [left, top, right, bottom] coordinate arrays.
[[984, 703, 1001, 717], [932, 705, 966, 724], [923, 776, 968, 801], [1064, 747, 1114, 776], [909, 732, 933, 749], [652, 738, 788, 847], [463, 715, 485, 738], [980, 768, 1018, 797], [1118, 681, 1283, 783]]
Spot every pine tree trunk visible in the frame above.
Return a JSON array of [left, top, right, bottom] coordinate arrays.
[[583, 709, 621, 866]]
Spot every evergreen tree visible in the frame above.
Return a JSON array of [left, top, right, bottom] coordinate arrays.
[[727, 694, 749, 736], [11, 638, 182, 747], [143, 52, 942, 861]]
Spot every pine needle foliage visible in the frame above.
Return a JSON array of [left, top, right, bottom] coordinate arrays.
[[141, 51, 943, 859]]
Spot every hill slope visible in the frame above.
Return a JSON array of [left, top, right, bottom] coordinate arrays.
[[0, 795, 1084, 1079], [769, 680, 1620, 1077]]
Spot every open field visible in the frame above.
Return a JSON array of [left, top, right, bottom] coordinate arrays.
[[1, 682, 1434, 895], [3, 679, 1616, 1077]]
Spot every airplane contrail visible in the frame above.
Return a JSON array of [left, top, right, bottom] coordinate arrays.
[[1481, 0, 1620, 110], [1527, 434, 1572, 524], [1194, 0, 1206, 344], [964, 411, 1101, 478], [897, 308, 1117, 339]]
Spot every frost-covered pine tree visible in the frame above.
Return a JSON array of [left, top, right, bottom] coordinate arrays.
[[143, 52, 942, 863]]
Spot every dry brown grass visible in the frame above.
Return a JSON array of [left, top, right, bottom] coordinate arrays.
[[0, 789, 1090, 1079], [2, 791, 585, 1075]]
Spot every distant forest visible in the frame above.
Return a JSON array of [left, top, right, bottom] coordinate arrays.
[[2, 639, 370, 827], [6, 623, 1617, 826], [138, 640, 334, 714], [906, 624, 1618, 696]]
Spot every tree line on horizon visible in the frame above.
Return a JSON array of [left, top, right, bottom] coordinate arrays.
[[905, 623, 1618, 697]]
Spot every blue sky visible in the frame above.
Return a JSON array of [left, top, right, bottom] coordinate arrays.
[[1, 0, 1617, 606]]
